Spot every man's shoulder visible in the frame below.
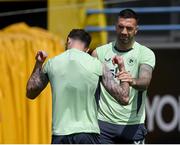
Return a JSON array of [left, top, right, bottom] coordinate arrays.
[[70, 49, 101, 65], [96, 41, 114, 57], [96, 41, 114, 49], [46, 51, 68, 66], [134, 41, 154, 54], [50, 53, 63, 61]]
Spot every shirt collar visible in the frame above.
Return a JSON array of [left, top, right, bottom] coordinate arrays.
[[113, 40, 136, 53]]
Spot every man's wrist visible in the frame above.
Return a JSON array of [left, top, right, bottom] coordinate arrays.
[[35, 60, 44, 67], [118, 65, 125, 71], [131, 78, 136, 86]]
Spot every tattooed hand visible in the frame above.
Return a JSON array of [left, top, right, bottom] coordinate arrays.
[[35, 50, 48, 63], [112, 55, 125, 71]]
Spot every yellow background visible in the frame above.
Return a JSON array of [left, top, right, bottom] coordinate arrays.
[[0, 23, 64, 143], [0, 0, 107, 143]]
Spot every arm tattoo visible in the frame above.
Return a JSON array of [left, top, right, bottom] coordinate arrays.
[[133, 64, 153, 90], [102, 64, 129, 105], [26, 62, 49, 99]]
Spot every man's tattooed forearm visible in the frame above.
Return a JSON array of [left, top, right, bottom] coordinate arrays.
[[26, 62, 49, 99], [102, 64, 129, 105], [132, 64, 153, 90]]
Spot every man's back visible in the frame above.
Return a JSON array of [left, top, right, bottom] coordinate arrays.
[[43, 48, 102, 135]]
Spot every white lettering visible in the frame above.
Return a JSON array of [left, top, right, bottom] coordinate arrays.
[[146, 95, 180, 132], [156, 95, 178, 132], [146, 95, 160, 132]]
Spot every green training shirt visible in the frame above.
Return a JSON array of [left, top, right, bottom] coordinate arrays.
[[43, 48, 102, 135], [96, 41, 155, 125]]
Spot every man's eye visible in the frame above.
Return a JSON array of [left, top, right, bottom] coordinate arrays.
[[118, 26, 124, 29], [127, 27, 133, 31]]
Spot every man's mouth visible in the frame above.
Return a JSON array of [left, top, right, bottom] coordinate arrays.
[[120, 37, 128, 40]]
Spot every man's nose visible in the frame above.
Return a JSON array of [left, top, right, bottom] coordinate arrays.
[[121, 27, 128, 34]]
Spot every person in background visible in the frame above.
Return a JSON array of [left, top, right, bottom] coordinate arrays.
[[92, 9, 156, 144]]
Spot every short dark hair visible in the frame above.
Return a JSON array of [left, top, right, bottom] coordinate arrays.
[[67, 29, 91, 48], [118, 9, 139, 23]]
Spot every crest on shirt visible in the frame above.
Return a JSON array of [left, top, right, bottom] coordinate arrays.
[[127, 56, 136, 66]]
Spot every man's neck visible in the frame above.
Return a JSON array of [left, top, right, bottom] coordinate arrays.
[[116, 40, 135, 51], [70, 47, 86, 52]]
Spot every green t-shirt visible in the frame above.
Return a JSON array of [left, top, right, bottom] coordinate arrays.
[[43, 48, 102, 135], [96, 41, 155, 125]]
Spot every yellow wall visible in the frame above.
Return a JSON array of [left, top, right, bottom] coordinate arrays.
[[48, 0, 107, 49], [0, 23, 64, 143]]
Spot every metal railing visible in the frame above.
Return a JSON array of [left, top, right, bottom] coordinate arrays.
[[86, 24, 180, 32], [86, 6, 180, 32], [86, 6, 180, 14]]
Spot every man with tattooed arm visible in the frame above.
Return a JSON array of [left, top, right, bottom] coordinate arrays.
[[26, 29, 130, 144]]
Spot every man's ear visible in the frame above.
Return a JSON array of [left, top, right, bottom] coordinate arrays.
[[135, 25, 139, 35]]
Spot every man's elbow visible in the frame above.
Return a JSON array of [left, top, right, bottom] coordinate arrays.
[[26, 91, 37, 100], [26, 87, 38, 100]]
